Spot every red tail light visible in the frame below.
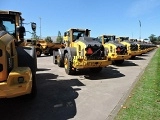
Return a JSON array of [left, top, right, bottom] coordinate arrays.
[[116, 47, 121, 52], [86, 48, 93, 54]]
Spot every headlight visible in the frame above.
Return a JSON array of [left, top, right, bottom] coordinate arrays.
[[85, 47, 93, 55], [18, 77, 24, 83]]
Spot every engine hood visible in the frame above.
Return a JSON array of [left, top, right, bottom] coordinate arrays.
[[122, 40, 137, 46], [106, 41, 125, 47], [76, 37, 102, 47], [130, 42, 138, 46]]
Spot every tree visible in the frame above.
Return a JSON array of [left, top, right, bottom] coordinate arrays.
[[45, 36, 52, 43], [148, 34, 157, 43], [31, 32, 39, 40], [157, 36, 160, 41], [56, 31, 63, 43]]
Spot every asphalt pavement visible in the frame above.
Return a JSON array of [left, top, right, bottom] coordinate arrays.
[[0, 49, 157, 120]]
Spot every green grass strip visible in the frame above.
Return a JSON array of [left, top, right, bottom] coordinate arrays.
[[115, 48, 160, 120]]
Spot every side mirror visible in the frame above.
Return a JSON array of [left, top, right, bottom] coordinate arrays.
[[31, 22, 36, 32]]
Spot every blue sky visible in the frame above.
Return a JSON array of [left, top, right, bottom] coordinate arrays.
[[1, 0, 160, 39]]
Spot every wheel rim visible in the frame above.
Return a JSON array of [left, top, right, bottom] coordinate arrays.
[[64, 57, 68, 69]]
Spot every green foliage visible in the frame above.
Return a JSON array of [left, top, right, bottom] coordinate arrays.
[[115, 48, 160, 120], [157, 36, 160, 41], [45, 36, 52, 43], [56, 31, 63, 43], [149, 34, 157, 42], [148, 34, 160, 44], [31, 32, 39, 40]]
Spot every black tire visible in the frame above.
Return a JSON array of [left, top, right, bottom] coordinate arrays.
[[64, 53, 75, 75], [57, 55, 64, 67], [90, 67, 103, 73], [130, 56, 136, 59], [36, 48, 42, 57], [113, 60, 124, 65], [49, 49, 53, 56], [16, 46, 37, 99], [44, 53, 49, 56], [17, 46, 37, 76]]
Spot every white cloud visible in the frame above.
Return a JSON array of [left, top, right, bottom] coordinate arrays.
[[128, 0, 160, 17]]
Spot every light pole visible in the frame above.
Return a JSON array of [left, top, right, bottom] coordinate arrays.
[[139, 20, 141, 40], [39, 17, 41, 39]]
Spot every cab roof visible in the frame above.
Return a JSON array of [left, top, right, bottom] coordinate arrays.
[[100, 34, 116, 37], [0, 10, 21, 15], [67, 28, 91, 32]]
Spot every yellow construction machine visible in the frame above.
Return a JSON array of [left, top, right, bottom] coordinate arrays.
[[53, 28, 112, 75], [36, 39, 65, 57], [138, 41, 157, 53], [117, 37, 142, 59], [24, 39, 65, 57], [145, 42, 157, 51], [0, 10, 37, 98], [97, 35, 130, 64]]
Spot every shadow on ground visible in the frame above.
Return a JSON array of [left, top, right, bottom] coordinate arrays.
[[0, 73, 84, 120], [70, 66, 125, 80], [36, 68, 51, 71], [138, 54, 148, 56], [130, 56, 146, 60], [114, 60, 139, 67]]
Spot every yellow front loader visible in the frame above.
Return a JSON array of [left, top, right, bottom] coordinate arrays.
[[53, 28, 112, 75], [0, 10, 37, 98], [97, 35, 131, 64], [36, 39, 65, 57], [117, 37, 142, 59]]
